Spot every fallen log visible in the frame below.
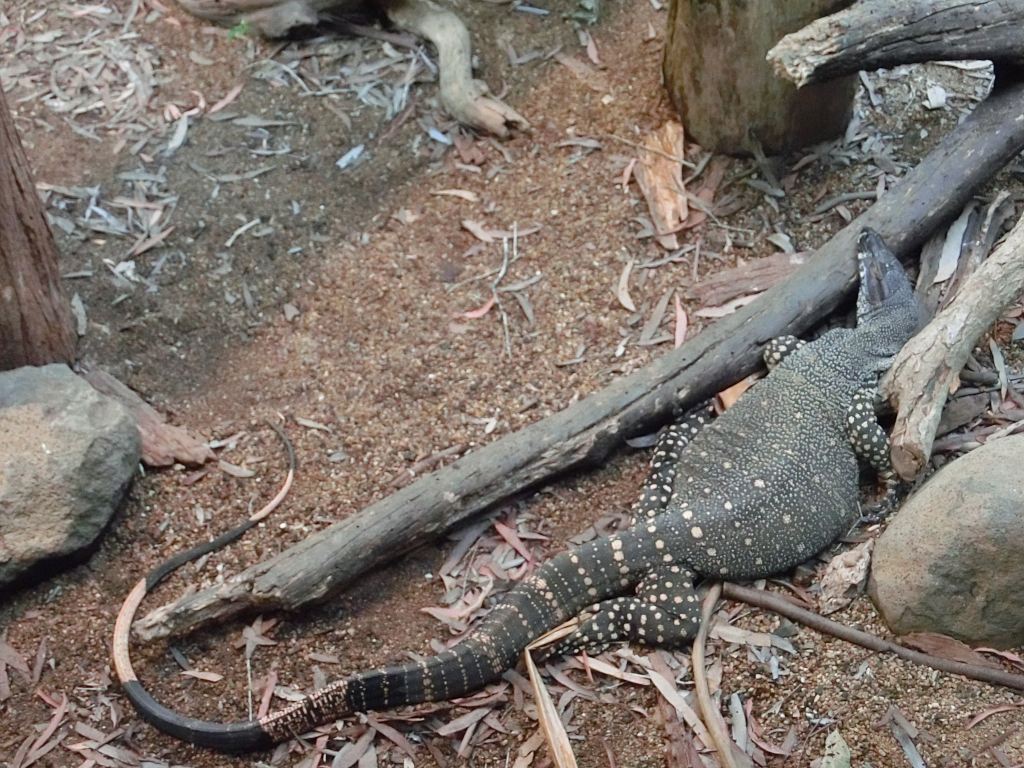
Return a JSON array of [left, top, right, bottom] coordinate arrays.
[[135, 80, 1024, 642], [767, 0, 1024, 88], [882, 211, 1024, 480]]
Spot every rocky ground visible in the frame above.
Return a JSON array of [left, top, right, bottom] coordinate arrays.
[[2, 1, 1024, 767]]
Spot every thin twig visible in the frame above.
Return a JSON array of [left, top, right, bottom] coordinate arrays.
[[692, 584, 740, 768], [812, 190, 878, 216], [603, 132, 696, 168], [721, 583, 1024, 692]]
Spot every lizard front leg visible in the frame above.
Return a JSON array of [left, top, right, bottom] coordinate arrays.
[[846, 385, 900, 521], [763, 335, 807, 370], [544, 565, 701, 657]]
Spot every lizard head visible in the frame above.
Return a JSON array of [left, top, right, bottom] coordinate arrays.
[[855, 228, 924, 359]]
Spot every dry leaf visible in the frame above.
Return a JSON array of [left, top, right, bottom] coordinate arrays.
[[433, 189, 480, 202], [463, 295, 496, 319], [615, 260, 637, 311], [695, 293, 761, 318], [819, 540, 873, 615], [554, 52, 609, 93], [462, 219, 495, 243], [900, 632, 1003, 671], [632, 121, 687, 250], [181, 669, 224, 682], [715, 374, 761, 411], [673, 295, 688, 348], [687, 253, 805, 307], [218, 459, 256, 479], [82, 369, 214, 467], [681, 156, 729, 231], [525, 628, 579, 768]]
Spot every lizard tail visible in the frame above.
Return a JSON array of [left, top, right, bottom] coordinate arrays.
[[254, 529, 646, 744], [114, 422, 646, 751], [112, 422, 296, 752]]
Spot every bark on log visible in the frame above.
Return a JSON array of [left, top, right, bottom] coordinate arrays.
[[663, 0, 855, 155], [135, 80, 1024, 642], [768, 0, 1024, 89], [0, 82, 75, 371], [881, 212, 1024, 481]]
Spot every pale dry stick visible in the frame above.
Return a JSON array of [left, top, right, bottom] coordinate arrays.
[[692, 584, 742, 768], [882, 212, 1024, 479], [525, 621, 581, 768], [603, 132, 695, 169]]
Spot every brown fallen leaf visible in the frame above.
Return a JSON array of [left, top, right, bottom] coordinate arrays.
[[818, 540, 873, 615], [900, 632, 1003, 671], [674, 295, 688, 348], [554, 52, 610, 93], [716, 374, 761, 411], [463, 294, 496, 319], [81, 368, 214, 467], [462, 219, 495, 243], [966, 702, 1024, 729], [218, 459, 256, 479], [682, 156, 729, 231], [433, 188, 480, 202], [632, 121, 688, 250], [181, 669, 224, 682], [695, 293, 762, 319]]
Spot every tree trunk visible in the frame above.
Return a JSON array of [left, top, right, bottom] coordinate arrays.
[[133, 80, 1024, 642], [768, 0, 1024, 89], [663, 0, 855, 155], [0, 83, 75, 371]]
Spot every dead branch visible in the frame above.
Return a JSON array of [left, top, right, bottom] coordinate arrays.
[[82, 368, 215, 467], [693, 584, 744, 768], [134, 81, 1024, 642], [170, 0, 528, 136], [881, 212, 1024, 480], [721, 583, 1024, 693], [767, 0, 1024, 88]]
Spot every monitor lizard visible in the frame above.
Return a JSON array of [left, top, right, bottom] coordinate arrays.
[[112, 228, 923, 751]]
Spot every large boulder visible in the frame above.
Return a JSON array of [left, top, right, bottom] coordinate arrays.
[[869, 434, 1024, 648], [0, 364, 140, 588]]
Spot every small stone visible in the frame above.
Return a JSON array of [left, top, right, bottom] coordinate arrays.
[[869, 435, 1024, 647]]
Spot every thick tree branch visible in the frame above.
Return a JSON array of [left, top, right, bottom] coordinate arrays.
[[768, 0, 1024, 88]]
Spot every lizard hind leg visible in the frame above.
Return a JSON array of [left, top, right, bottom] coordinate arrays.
[[543, 565, 701, 658], [631, 402, 715, 525]]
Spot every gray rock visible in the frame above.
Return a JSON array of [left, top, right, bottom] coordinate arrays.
[[0, 364, 140, 588], [869, 434, 1024, 648]]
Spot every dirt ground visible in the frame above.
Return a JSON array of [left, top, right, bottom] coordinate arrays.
[[2, 0, 1024, 766]]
